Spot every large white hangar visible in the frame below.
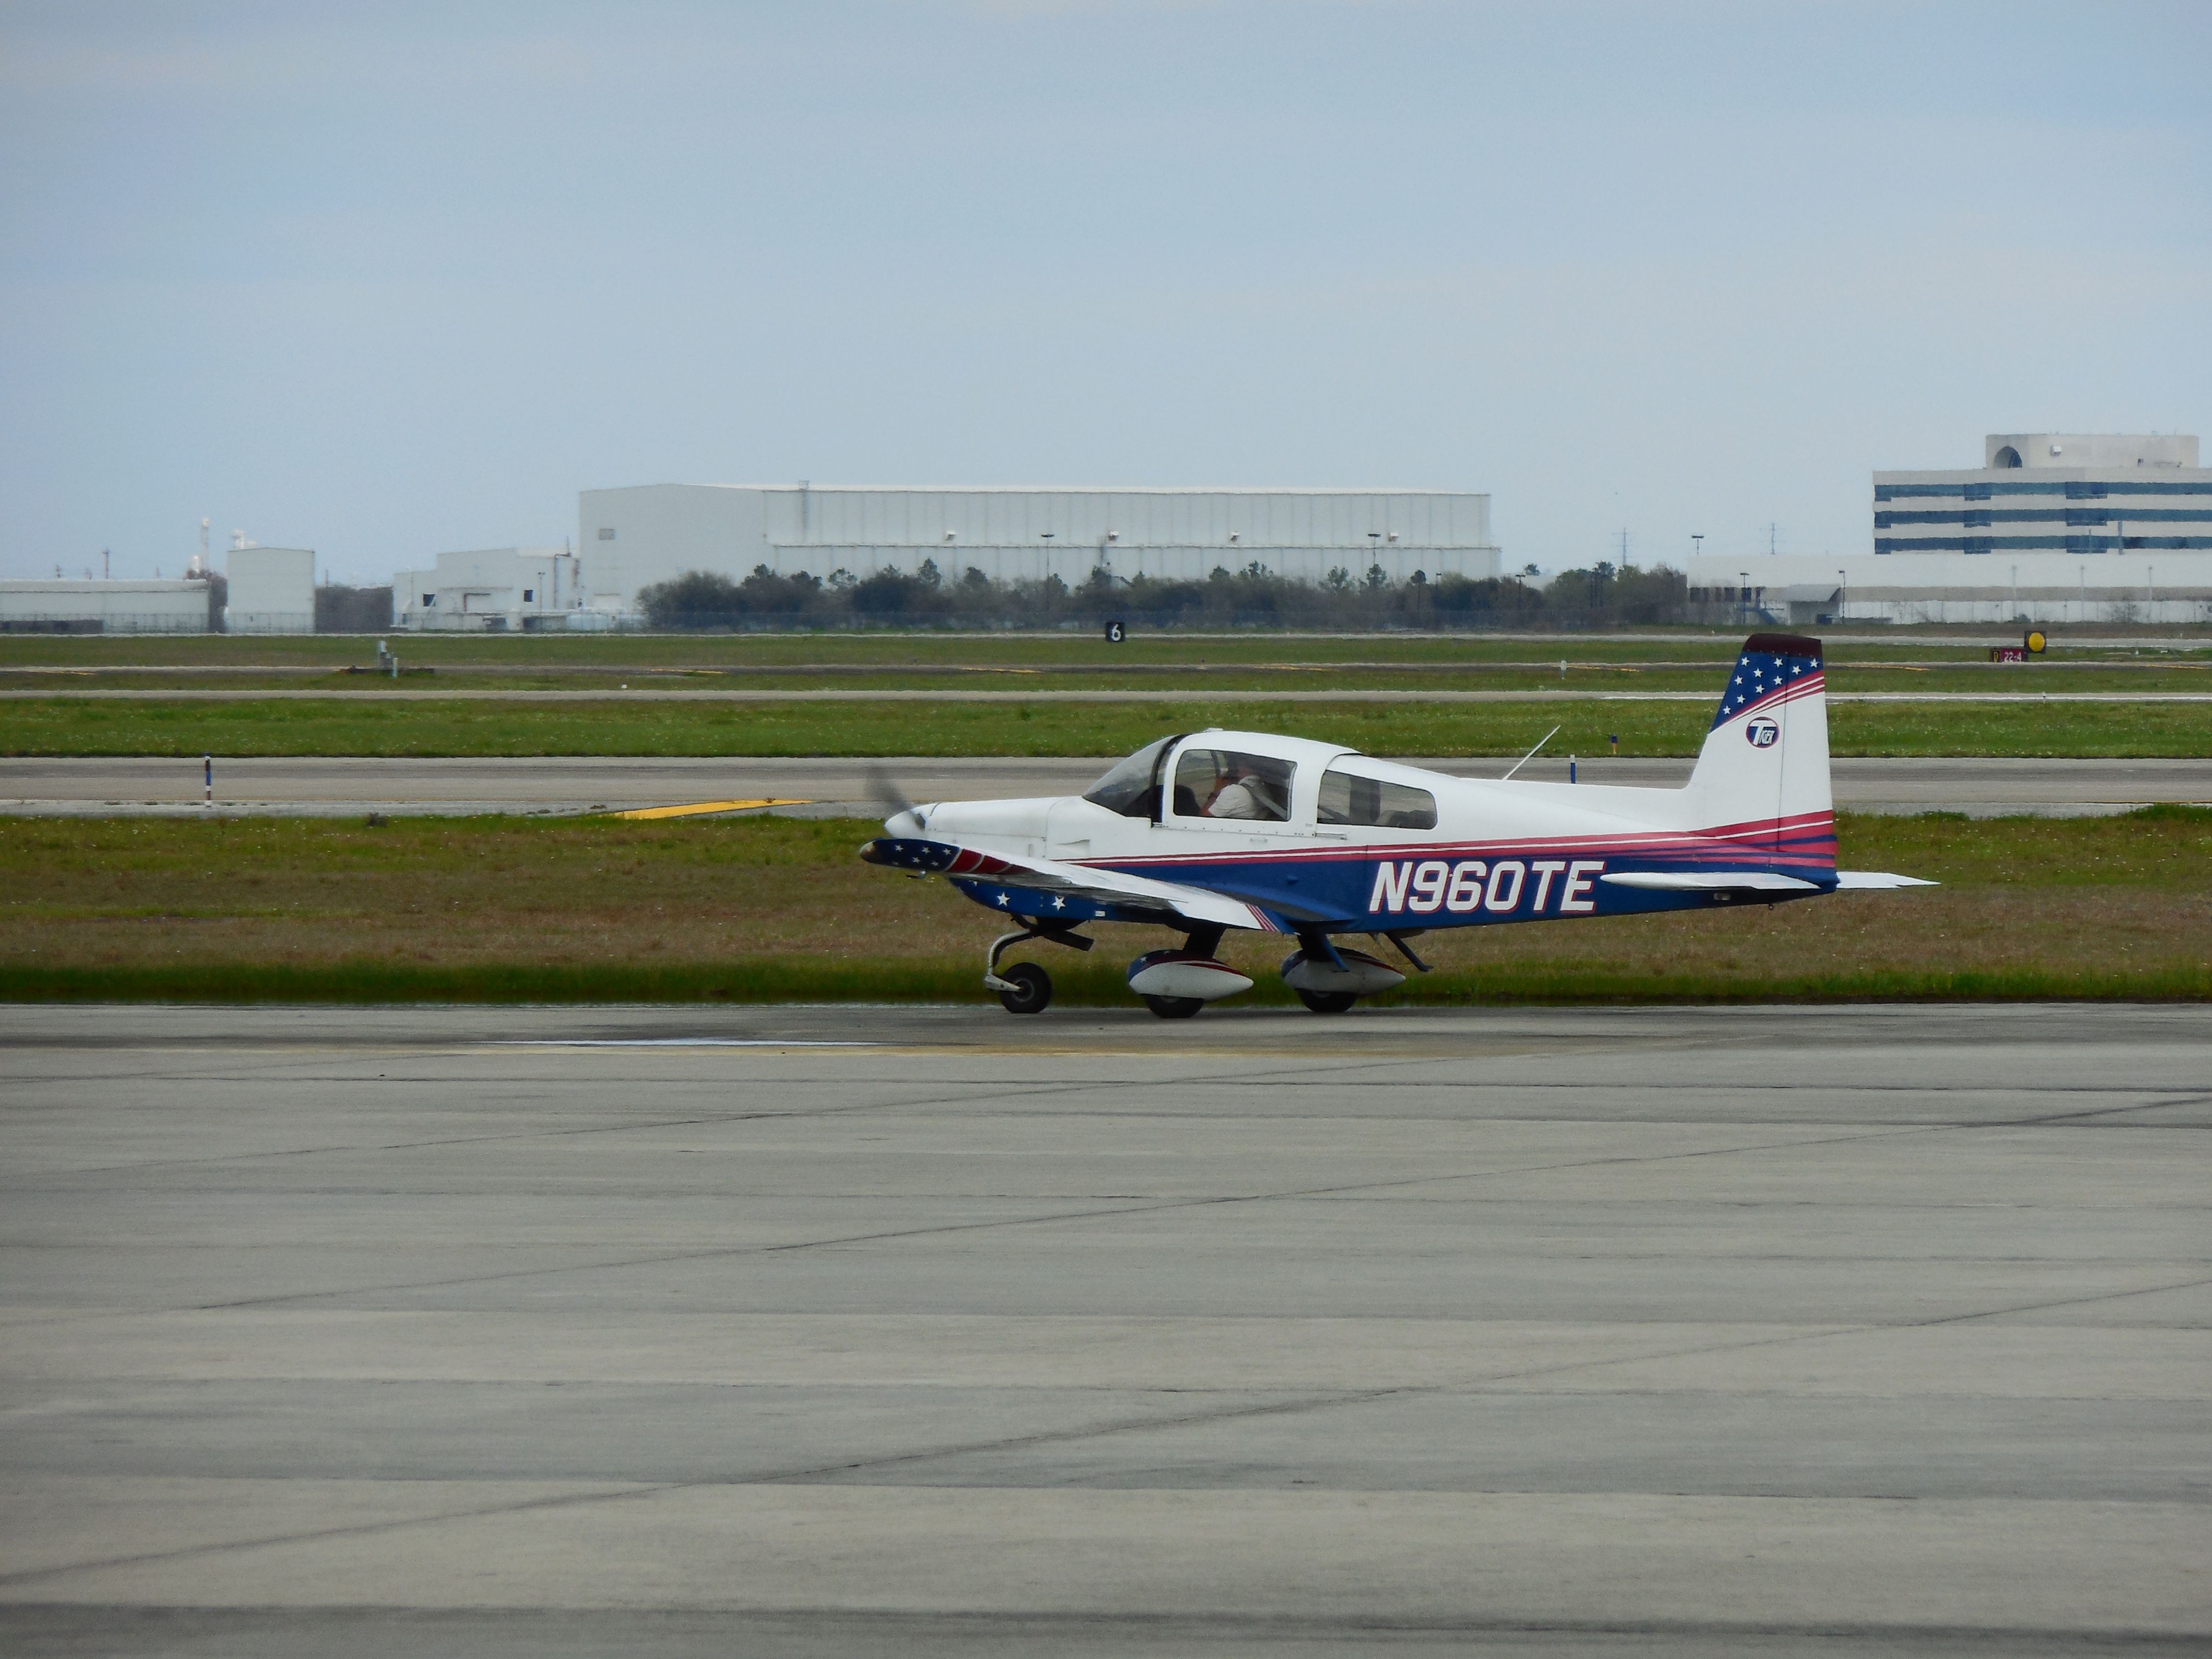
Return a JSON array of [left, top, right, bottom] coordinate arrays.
[[577, 484, 1502, 616]]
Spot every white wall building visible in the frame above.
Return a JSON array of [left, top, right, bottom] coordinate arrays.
[[576, 485, 1502, 617], [1735, 432, 2212, 625], [393, 547, 584, 631], [1685, 434, 2212, 626], [1684, 551, 2212, 628], [1877, 433, 2208, 558], [0, 579, 212, 634], [224, 546, 317, 634]]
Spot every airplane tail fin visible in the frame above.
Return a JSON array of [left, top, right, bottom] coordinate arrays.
[[1684, 633, 1836, 875]]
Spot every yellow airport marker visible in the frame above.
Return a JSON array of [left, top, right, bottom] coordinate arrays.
[[610, 798, 810, 821]]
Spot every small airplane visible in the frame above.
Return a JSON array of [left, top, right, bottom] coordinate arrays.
[[861, 632, 1932, 1017]]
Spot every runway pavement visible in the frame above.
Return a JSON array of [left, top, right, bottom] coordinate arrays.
[[2, 1002, 2207, 1655], [6, 753, 2211, 818]]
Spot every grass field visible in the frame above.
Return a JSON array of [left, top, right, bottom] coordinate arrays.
[[11, 662, 2212, 694], [5, 628, 2209, 695], [3, 694, 2207, 758], [0, 632, 2062, 669], [5, 809, 2205, 1005]]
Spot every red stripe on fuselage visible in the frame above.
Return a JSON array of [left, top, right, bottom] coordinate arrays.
[[1089, 809, 1837, 874]]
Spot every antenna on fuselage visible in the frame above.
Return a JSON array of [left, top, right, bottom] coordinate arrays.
[[1500, 725, 1561, 782]]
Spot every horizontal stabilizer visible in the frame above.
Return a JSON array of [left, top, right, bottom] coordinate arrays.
[[1601, 871, 1822, 893], [1834, 870, 1938, 890]]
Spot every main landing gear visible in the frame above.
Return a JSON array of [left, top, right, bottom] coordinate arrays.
[[984, 923, 1431, 1021], [1127, 925, 1254, 1020], [1278, 932, 1427, 1014], [1141, 993, 1205, 1020]]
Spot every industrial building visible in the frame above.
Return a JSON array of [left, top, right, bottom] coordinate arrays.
[[0, 578, 213, 634], [1687, 434, 2212, 625], [573, 484, 1502, 619], [223, 546, 318, 634], [393, 547, 585, 631]]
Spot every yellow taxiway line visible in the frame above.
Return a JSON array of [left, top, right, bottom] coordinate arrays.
[[608, 798, 811, 820]]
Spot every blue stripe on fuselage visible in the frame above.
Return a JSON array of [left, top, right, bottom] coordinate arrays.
[[1077, 847, 1833, 930]]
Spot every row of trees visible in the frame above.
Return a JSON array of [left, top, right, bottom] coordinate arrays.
[[638, 560, 1694, 631]]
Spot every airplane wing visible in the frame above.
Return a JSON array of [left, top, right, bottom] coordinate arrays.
[[860, 836, 1281, 932], [1833, 871, 1939, 889]]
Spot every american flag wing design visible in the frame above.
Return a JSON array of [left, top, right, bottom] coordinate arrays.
[[861, 837, 1277, 931]]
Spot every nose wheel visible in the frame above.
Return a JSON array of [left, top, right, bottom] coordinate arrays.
[[996, 962, 1054, 1015], [1295, 989, 1359, 1014]]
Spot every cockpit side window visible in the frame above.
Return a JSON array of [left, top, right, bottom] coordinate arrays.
[[1170, 748, 1295, 823], [1082, 734, 1185, 819], [1316, 763, 1437, 830]]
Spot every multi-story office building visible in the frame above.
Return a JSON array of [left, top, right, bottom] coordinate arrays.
[[1875, 434, 2209, 556], [1684, 434, 2211, 625]]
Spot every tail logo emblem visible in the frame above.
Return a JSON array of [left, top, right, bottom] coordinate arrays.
[[1746, 718, 1780, 748]]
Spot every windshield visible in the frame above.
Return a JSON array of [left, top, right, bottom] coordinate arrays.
[[1082, 734, 1182, 818]]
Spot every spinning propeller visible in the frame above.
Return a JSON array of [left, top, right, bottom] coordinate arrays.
[[865, 763, 924, 834]]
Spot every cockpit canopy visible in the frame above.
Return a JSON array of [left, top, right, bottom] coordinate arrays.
[[1084, 732, 1437, 832], [1082, 734, 1182, 819]]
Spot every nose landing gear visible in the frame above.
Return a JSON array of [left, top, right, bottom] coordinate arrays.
[[985, 922, 1090, 1016], [996, 961, 1054, 1014]]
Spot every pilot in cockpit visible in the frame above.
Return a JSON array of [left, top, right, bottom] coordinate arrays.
[[1204, 757, 1287, 821]]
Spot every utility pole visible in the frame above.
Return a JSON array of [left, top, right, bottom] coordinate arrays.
[[1768, 522, 1778, 557]]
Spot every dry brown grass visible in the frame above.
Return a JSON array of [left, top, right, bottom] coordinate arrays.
[[3, 811, 2206, 1001]]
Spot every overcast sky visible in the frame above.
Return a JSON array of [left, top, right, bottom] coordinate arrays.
[[3, 0, 2207, 584]]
